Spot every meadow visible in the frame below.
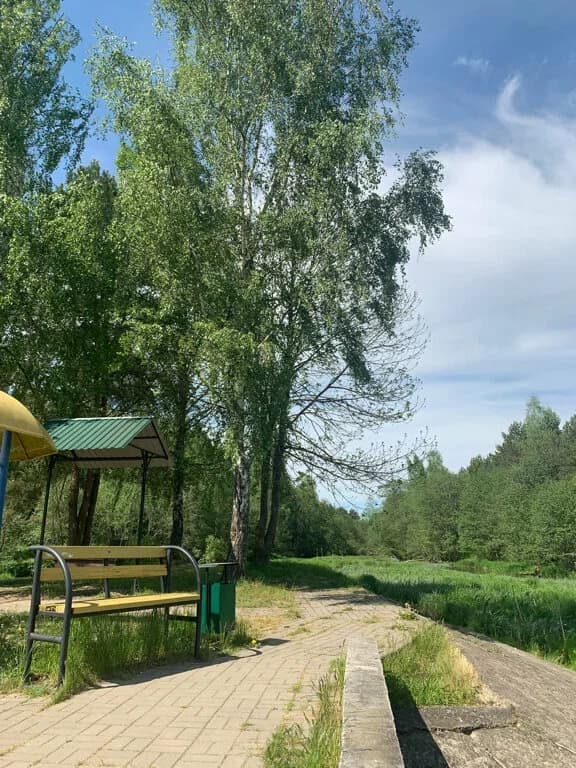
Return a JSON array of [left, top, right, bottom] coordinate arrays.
[[3, 553, 576, 696], [251, 555, 576, 669]]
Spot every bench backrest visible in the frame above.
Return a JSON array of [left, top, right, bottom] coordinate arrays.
[[40, 546, 169, 583]]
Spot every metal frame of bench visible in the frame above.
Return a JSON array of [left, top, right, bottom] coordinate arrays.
[[23, 544, 203, 687]]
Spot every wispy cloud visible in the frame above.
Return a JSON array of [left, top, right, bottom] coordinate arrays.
[[381, 77, 576, 471], [454, 56, 490, 75], [497, 74, 576, 184]]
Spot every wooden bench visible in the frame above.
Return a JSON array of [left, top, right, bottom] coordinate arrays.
[[24, 545, 203, 686]]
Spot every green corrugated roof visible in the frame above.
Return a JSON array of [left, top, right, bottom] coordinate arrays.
[[46, 417, 150, 450], [44, 417, 171, 468]]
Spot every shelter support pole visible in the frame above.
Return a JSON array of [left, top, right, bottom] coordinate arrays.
[[39, 456, 56, 545], [137, 454, 152, 546], [0, 430, 12, 532]]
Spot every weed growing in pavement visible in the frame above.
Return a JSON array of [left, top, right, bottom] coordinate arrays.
[[265, 657, 344, 768]]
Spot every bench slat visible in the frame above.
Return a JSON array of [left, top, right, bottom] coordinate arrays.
[[48, 546, 167, 560], [40, 564, 168, 582], [40, 592, 200, 615]]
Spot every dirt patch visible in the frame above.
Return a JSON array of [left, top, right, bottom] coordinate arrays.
[[0, 592, 29, 613], [238, 605, 300, 635]]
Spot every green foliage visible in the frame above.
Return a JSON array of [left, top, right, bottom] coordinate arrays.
[[275, 475, 366, 558], [368, 398, 576, 570], [2, 162, 131, 415], [201, 535, 229, 563], [265, 657, 344, 768], [252, 555, 576, 670], [449, 558, 533, 576], [0, 0, 90, 196], [1, 0, 448, 566], [370, 450, 461, 562], [149, 0, 449, 567], [529, 476, 576, 570], [383, 624, 480, 707]]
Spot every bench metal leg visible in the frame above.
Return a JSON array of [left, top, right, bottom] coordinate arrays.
[[25, 614, 71, 688], [23, 551, 43, 682], [163, 607, 170, 645], [23, 607, 37, 681], [166, 608, 202, 658], [194, 618, 201, 658], [57, 608, 73, 687], [194, 593, 202, 659]]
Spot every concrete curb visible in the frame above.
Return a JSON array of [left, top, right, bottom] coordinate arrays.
[[340, 635, 404, 768]]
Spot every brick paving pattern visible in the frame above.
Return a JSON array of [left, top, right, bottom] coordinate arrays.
[[0, 589, 414, 767]]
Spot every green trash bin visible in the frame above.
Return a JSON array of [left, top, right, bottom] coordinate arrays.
[[200, 562, 237, 634]]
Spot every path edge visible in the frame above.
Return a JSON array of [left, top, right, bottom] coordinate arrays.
[[340, 635, 404, 768]]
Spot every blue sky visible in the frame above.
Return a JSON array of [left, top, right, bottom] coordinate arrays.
[[60, 1, 576, 478]]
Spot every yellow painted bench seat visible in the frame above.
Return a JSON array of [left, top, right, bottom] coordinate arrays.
[[41, 591, 200, 616]]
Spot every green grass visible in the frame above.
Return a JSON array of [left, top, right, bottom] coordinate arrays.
[[265, 657, 344, 768], [0, 569, 290, 699], [237, 578, 297, 610], [251, 555, 576, 670], [448, 558, 533, 576], [0, 609, 254, 700], [383, 624, 481, 707], [447, 557, 571, 578]]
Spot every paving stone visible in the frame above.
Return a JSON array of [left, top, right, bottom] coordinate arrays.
[[0, 589, 425, 767]]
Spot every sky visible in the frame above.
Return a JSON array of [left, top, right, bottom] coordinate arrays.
[[60, 0, 576, 478]]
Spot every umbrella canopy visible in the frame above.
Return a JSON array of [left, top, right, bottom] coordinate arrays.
[[0, 392, 57, 461], [0, 392, 58, 534]]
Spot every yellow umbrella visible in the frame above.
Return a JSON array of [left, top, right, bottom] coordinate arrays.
[[0, 392, 57, 531], [0, 392, 57, 460]]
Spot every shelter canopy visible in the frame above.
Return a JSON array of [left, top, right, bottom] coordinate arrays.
[[44, 417, 171, 468]]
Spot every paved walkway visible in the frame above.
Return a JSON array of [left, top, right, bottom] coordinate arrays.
[[0, 589, 415, 768]]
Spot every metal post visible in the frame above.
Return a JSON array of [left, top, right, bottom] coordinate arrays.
[[39, 456, 56, 545], [0, 429, 12, 532], [136, 453, 151, 546]]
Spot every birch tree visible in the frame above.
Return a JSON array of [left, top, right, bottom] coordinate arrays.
[[153, 0, 450, 571], [0, 0, 90, 197]]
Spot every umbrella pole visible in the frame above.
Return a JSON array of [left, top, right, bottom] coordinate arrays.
[[39, 456, 56, 545], [137, 454, 151, 546], [0, 430, 12, 533]]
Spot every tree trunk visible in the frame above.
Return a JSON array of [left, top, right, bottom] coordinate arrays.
[[80, 470, 100, 545], [170, 378, 189, 546], [230, 447, 251, 576], [67, 467, 100, 545], [264, 423, 287, 558], [67, 465, 81, 545], [254, 451, 271, 560]]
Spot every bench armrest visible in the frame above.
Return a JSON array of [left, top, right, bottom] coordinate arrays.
[[29, 545, 74, 615], [164, 545, 202, 594]]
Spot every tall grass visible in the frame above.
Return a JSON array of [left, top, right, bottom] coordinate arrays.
[[0, 611, 253, 699], [253, 556, 576, 670], [383, 624, 481, 707], [0, 572, 294, 697], [265, 658, 344, 768]]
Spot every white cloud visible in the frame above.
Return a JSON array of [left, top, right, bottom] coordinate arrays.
[[496, 75, 576, 185], [454, 56, 490, 75], [396, 77, 576, 471]]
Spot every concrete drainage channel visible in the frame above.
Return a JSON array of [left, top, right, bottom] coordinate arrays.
[[340, 636, 516, 768]]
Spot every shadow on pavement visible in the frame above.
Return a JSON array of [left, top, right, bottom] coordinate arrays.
[[388, 674, 449, 768]]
